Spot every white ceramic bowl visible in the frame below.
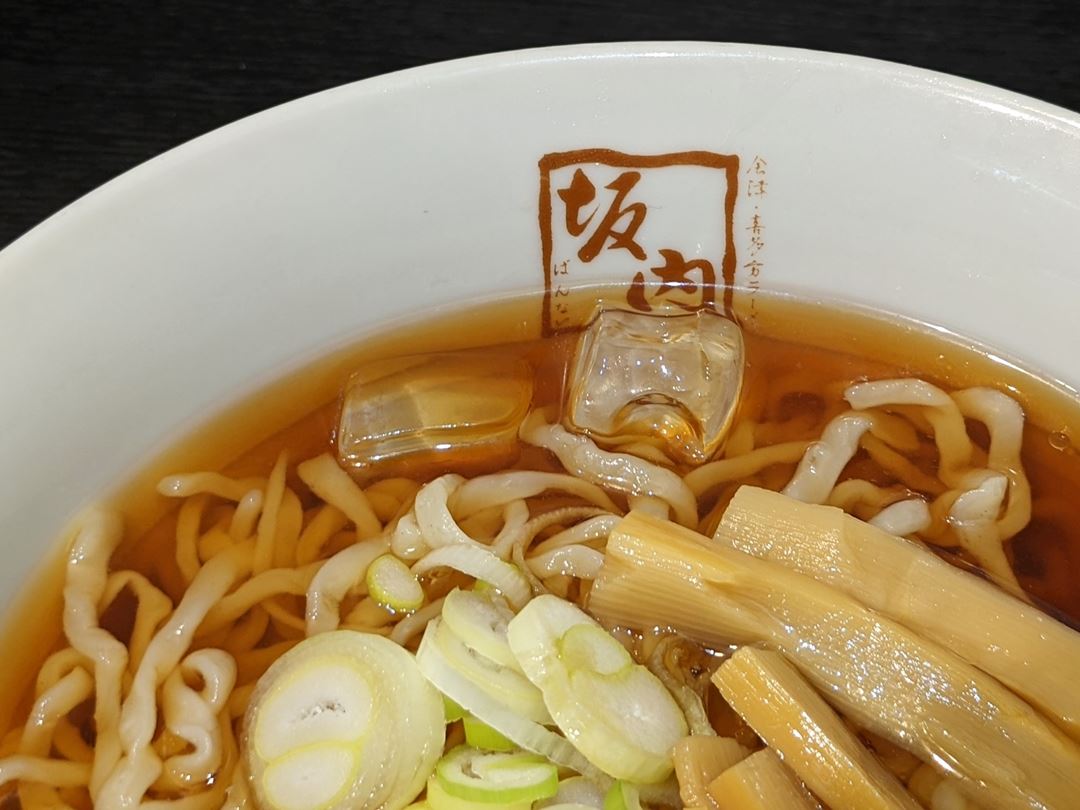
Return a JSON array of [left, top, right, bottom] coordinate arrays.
[[2, 42, 1080, 618]]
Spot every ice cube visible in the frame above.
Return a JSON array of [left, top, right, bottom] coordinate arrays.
[[337, 350, 533, 481], [566, 308, 744, 464]]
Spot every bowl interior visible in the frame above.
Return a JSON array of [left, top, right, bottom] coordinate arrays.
[[1, 42, 1079, 615]]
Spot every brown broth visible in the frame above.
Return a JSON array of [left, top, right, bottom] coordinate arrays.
[[3, 287, 1080, 740]]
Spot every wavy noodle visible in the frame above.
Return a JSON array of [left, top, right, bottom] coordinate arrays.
[[52, 719, 93, 765], [863, 409, 922, 452], [253, 453, 289, 574], [97, 542, 251, 807], [305, 537, 390, 636], [158, 650, 235, 791], [527, 545, 605, 580], [826, 479, 907, 512], [157, 473, 266, 503], [869, 498, 932, 536], [603, 440, 673, 465], [0, 757, 90, 790], [845, 379, 973, 485], [860, 433, 946, 495], [452, 470, 619, 518], [520, 413, 696, 526], [100, 571, 173, 672], [229, 489, 263, 542], [342, 598, 395, 630], [529, 515, 618, 557], [196, 527, 233, 567], [297, 453, 381, 539], [0, 364, 1046, 809], [458, 504, 509, 542], [295, 505, 348, 565], [627, 494, 670, 520], [413, 474, 477, 550], [783, 413, 873, 503], [948, 472, 1024, 595], [501, 506, 612, 564], [684, 441, 810, 497], [199, 563, 320, 636], [61, 510, 128, 797], [271, 489, 304, 570], [34, 648, 90, 699], [721, 420, 756, 457], [200, 601, 258, 654], [390, 512, 427, 561], [20, 667, 93, 758], [953, 387, 1032, 540], [174, 495, 210, 585], [487, 500, 531, 559]]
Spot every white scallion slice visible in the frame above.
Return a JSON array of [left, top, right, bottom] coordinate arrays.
[[431, 618, 551, 724], [538, 777, 607, 809], [435, 745, 558, 804], [367, 554, 425, 613], [603, 781, 642, 810], [441, 588, 521, 670], [416, 619, 611, 789], [600, 781, 639, 810], [507, 595, 688, 784], [244, 631, 444, 810], [425, 777, 531, 810]]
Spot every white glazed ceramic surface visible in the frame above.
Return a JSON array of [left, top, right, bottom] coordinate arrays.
[[2, 43, 1080, 611]]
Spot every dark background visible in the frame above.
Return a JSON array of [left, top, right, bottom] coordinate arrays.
[[3, 0, 1079, 249]]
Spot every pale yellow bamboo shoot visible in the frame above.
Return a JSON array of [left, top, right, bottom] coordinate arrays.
[[715, 485, 1080, 740], [712, 646, 920, 810], [707, 749, 818, 810], [589, 511, 1080, 810], [673, 736, 751, 808]]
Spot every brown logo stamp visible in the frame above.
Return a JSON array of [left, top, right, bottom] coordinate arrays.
[[539, 149, 739, 335]]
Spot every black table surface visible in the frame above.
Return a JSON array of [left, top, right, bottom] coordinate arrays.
[[3, 0, 1079, 250]]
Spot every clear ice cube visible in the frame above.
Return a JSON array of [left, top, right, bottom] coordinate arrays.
[[566, 308, 744, 463], [338, 350, 533, 480]]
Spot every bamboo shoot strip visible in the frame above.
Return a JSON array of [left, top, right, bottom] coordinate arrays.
[[707, 749, 819, 810], [715, 485, 1080, 741], [590, 511, 1080, 810], [672, 736, 750, 808], [712, 647, 920, 810]]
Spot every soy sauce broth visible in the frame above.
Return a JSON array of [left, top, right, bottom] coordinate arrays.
[[2, 288, 1080, 737]]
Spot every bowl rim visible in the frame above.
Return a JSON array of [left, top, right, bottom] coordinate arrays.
[[3, 40, 1080, 268]]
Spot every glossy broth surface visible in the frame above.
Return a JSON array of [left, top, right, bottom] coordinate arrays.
[[3, 288, 1080, 743]]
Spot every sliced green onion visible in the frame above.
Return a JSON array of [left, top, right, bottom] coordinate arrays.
[[538, 776, 606, 809], [430, 618, 551, 724], [507, 596, 688, 784], [367, 554, 425, 612], [415, 619, 612, 789], [436, 745, 558, 804], [443, 696, 467, 723], [603, 781, 642, 810], [244, 631, 444, 810], [463, 715, 515, 752], [441, 588, 521, 670], [425, 777, 531, 810]]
